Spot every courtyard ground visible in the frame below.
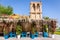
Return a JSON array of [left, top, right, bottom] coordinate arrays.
[[0, 34, 60, 40]]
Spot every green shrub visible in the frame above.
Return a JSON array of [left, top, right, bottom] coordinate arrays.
[[3, 28, 8, 35], [16, 25, 22, 35], [43, 24, 48, 32], [54, 31, 60, 35]]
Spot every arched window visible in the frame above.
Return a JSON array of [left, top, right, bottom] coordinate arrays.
[[33, 4, 35, 11], [37, 4, 40, 11]]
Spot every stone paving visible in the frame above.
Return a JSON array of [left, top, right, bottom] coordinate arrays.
[[0, 37, 60, 40], [0, 35, 60, 40]]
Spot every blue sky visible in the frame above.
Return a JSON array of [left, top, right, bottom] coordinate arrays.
[[0, 0, 60, 23]]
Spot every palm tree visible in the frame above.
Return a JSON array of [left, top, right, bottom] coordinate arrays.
[[9, 21, 13, 32], [21, 22, 26, 32], [43, 16, 49, 20], [43, 17, 50, 35], [31, 21, 36, 34], [39, 20, 43, 32], [9, 20, 17, 32], [51, 20, 56, 34], [0, 22, 4, 36], [3, 26, 9, 35], [3, 20, 9, 35]]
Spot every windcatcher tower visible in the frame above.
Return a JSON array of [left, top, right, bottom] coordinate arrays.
[[30, 1, 42, 20]]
